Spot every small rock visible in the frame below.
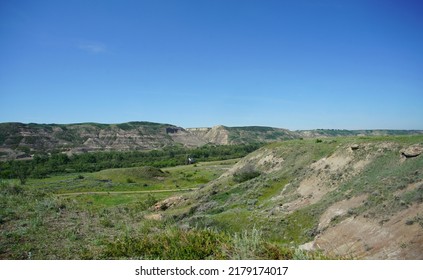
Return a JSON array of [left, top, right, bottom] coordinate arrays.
[[299, 241, 315, 251], [350, 144, 359, 151], [401, 144, 423, 158]]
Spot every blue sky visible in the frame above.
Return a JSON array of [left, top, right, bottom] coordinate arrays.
[[1, 0, 422, 130]]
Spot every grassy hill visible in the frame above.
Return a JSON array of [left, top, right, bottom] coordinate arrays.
[[152, 135, 423, 259], [1, 135, 421, 259]]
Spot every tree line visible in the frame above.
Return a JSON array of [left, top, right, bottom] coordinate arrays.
[[0, 143, 262, 183]]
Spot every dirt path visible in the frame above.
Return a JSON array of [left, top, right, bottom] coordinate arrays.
[[56, 187, 198, 196]]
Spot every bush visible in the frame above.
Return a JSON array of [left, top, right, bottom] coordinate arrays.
[[0, 181, 24, 195], [233, 165, 261, 183], [137, 194, 158, 211], [231, 227, 262, 259]]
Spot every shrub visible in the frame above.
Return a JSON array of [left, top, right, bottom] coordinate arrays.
[[231, 227, 262, 259], [233, 165, 261, 183], [137, 194, 158, 211], [0, 181, 24, 195]]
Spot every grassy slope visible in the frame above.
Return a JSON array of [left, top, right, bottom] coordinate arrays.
[[166, 135, 423, 257], [1, 135, 422, 259], [0, 159, 237, 259]]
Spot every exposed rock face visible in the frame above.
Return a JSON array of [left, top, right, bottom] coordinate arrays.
[[0, 122, 207, 160], [0, 122, 178, 159], [204, 125, 230, 145], [0, 122, 301, 160], [1, 122, 423, 160], [153, 196, 184, 211], [309, 203, 423, 259]]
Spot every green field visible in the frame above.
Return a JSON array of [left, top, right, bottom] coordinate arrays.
[[0, 159, 242, 259]]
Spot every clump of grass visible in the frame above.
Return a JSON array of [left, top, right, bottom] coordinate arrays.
[[102, 224, 330, 260], [100, 218, 115, 228], [405, 215, 423, 228], [231, 227, 262, 259], [102, 227, 230, 259]]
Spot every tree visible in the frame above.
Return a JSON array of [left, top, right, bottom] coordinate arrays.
[[12, 162, 31, 185]]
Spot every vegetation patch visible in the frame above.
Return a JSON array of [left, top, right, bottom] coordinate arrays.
[[233, 165, 261, 183], [102, 227, 229, 259], [278, 207, 320, 244], [258, 178, 289, 204], [1, 135, 423, 260], [0, 143, 261, 180], [102, 225, 327, 260], [93, 166, 166, 183]]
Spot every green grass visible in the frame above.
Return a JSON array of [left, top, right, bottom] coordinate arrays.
[[70, 191, 181, 210], [93, 166, 167, 183], [0, 179, 325, 260], [277, 207, 319, 244], [102, 226, 230, 260], [209, 209, 256, 232], [18, 159, 236, 195], [102, 223, 328, 260], [0, 158, 240, 259], [1, 135, 422, 259], [0, 180, 176, 259], [258, 177, 289, 204]]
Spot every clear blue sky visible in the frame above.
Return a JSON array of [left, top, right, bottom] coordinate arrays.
[[1, 0, 422, 130]]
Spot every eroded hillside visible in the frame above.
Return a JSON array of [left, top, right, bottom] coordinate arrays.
[[154, 136, 423, 259], [2, 121, 421, 161], [1, 122, 297, 160], [0, 122, 178, 159]]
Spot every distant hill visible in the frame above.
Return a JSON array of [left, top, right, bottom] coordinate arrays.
[[186, 125, 298, 145], [0, 121, 422, 160], [297, 129, 423, 138], [0, 122, 193, 160]]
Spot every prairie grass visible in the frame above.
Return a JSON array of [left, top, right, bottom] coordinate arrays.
[[1, 135, 422, 259], [102, 224, 328, 260]]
